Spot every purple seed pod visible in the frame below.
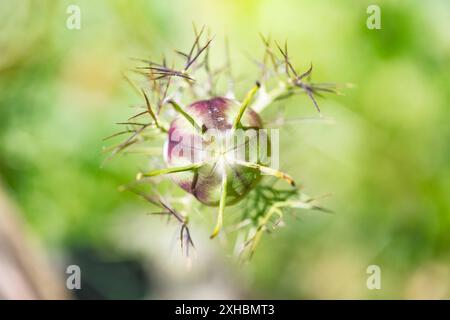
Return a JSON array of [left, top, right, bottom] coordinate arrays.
[[165, 97, 263, 206]]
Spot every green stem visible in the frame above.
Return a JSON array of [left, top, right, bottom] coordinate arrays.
[[234, 160, 296, 186], [210, 167, 228, 239], [168, 100, 203, 133], [232, 83, 260, 129], [138, 162, 204, 180]]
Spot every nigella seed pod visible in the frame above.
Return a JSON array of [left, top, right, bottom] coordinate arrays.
[[165, 97, 264, 206], [108, 27, 342, 252]]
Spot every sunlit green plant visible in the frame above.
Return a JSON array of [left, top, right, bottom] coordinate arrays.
[[105, 27, 343, 260]]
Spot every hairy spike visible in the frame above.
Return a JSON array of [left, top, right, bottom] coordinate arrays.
[[305, 87, 321, 113], [224, 35, 235, 98], [142, 89, 168, 132], [116, 121, 150, 126], [275, 40, 298, 78], [187, 24, 205, 66], [128, 110, 148, 121], [102, 130, 134, 141], [102, 123, 149, 165], [121, 185, 161, 206], [159, 200, 185, 223], [138, 65, 194, 81], [299, 63, 313, 81], [204, 30, 215, 95], [158, 76, 172, 114], [174, 50, 189, 58], [141, 88, 157, 122], [185, 37, 214, 71], [122, 72, 141, 97], [259, 33, 279, 78]]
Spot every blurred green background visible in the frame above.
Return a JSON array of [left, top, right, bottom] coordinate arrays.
[[0, 0, 449, 299]]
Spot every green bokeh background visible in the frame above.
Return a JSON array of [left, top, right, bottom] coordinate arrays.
[[1, 0, 449, 299]]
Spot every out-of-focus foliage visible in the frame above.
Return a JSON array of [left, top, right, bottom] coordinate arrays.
[[0, 0, 449, 299]]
